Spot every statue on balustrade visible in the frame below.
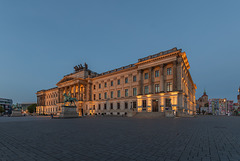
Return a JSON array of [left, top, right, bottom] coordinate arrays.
[[74, 63, 88, 72]]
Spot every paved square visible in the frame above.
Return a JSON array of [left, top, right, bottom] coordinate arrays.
[[0, 116, 240, 161]]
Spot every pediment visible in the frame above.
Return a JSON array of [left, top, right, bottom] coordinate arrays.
[[56, 77, 75, 85]]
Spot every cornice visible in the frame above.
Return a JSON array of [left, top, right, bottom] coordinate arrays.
[[91, 66, 138, 80], [135, 51, 180, 66]]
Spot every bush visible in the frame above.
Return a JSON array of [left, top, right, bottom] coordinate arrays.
[[0, 106, 4, 113], [27, 104, 37, 113]]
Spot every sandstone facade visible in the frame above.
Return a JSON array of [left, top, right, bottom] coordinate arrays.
[[36, 47, 197, 117]]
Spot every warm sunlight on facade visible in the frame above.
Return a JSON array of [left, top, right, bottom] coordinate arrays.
[[36, 48, 197, 117]]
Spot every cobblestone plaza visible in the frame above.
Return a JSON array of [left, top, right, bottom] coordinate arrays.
[[0, 116, 240, 161]]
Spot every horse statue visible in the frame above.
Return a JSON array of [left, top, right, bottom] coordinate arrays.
[[63, 93, 78, 106]]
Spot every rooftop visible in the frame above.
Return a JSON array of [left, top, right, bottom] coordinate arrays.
[[138, 47, 181, 62], [95, 47, 181, 77]]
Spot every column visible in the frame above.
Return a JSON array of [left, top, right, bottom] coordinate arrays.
[[70, 86, 73, 97], [129, 74, 132, 96], [89, 82, 92, 101], [121, 76, 124, 97], [58, 88, 61, 103], [84, 85, 87, 101], [114, 78, 117, 98], [65, 86, 67, 95], [148, 67, 153, 94], [137, 69, 143, 95], [78, 83, 80, 100], [86, 83, 89, 101], [160, 64, 165, 92], [74, 85, 76, 98], [177, 56, 182, 91], [172, 61, 177, 91]]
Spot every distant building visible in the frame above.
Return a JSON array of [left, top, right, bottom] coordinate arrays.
[[0, 98, 13, 113], [196, 90, 209, 113], [209, 98, 233, 115], [227, 100, 234, 113], [238, 87, 240, 106], [18, 103, 36, 112], [209, 99, 219, 115], [233, 103, 239, 110]]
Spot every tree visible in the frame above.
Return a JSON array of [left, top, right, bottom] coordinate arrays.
[[0, 105, 4, 113], [27, 104, 37, 113]]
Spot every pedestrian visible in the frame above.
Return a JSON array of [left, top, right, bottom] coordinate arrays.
[[51, 113, 53, 119]]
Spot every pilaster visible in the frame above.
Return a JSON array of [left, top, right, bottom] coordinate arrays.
[[172, 61, 177, 91], [160, 64, 165, 92], [137, 69, 143, 95], [148, 67, 153, 94], [177, 56, 182, 91]]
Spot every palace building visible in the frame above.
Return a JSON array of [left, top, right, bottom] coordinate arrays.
[[36, 47, 197, 117]]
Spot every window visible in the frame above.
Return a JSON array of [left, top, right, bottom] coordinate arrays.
[[155, 70, 159, 77], [167, 68, 172, 75], [125, 89, 128, 97], [144, 73, 149, 79], [144, 86, 149, 94], [167, 82, 172, 92], [98, 104, 101, 110], [93, 85, 96, 90], [110, 103, 113, 109], [155, 84, 160, 93], [125, 102, 128, 109], [93, 105, 95, 110], [117, 79, 120, 85], [93, 94, 96, 100], [165, 99, 171, 107], [86, 105, 88, 110], [117, 103, 120, 109], [133, 76, 137, 82], [125, 77, 128, 83], [111, 81, 113, 86], [104, 104, 107, 109], [142, 100, 147, 107], [104, 92, 107, 99], [133, 88, 137, 96], [111, 91, 113, 98], [117, 90, 121, 97], [133, 101, 137, 109], [104, 82, 107, 87], [99, 93, 101, 100], [99, 84, 101, 89]]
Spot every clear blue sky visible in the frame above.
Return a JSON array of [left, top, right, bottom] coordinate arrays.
[[0, 0, 239, 103]]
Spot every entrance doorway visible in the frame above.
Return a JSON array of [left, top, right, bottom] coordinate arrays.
[[152, 100, 159, 112]]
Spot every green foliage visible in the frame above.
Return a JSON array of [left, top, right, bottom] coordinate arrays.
[[0, 106, 4, 113], [27, 104, 37, 113]]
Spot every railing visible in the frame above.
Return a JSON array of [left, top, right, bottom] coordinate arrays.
[[138, 47, 181, 62], [96, 64, 136, 77]]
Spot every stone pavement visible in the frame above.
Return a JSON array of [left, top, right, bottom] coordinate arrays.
[[0, 116, 240, 161]]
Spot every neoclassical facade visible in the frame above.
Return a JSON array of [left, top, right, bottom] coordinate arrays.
[[36, 47, 197, 116]]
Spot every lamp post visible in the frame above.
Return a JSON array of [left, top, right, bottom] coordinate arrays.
[[227, 100, 229, 115], [224, 99, 228, 115]]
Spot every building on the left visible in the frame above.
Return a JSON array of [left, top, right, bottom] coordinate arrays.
[[0, 98, 13, 113]]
